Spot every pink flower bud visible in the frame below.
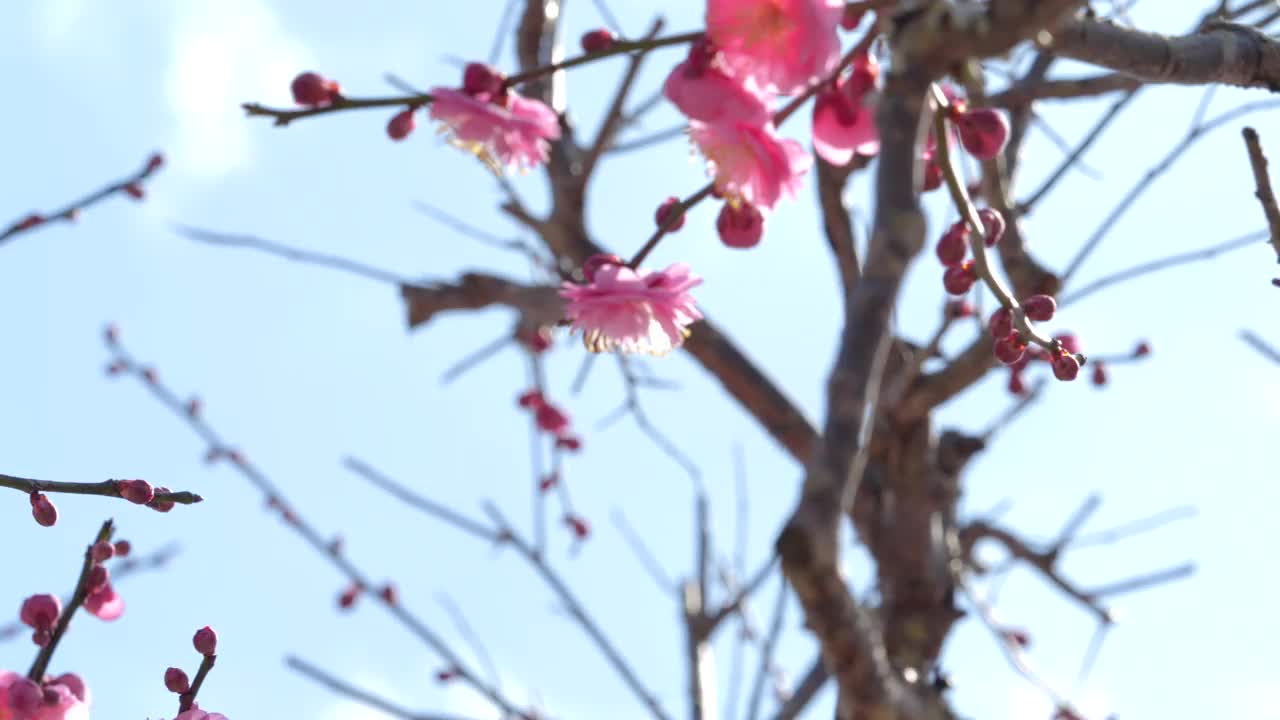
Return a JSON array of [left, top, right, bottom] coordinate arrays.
[[538, 473, 558, 492], [977, 207, 1005, 247], [31, 493, 57, 527], [50, 673, 87, 702], [955, 108, 1009, 160], [554, 435, 582, 452], [91, 541, 115, 564], [379, 584, 398, 605], [935, 223, 968, 266], [993, 334, 1027, 366], [124, 183, 145, 201], [148, 487, 176, 513], [1007, 371, 1026, 396], [113, 540, 132, 557], [165, 667, 191, 694], [146, 152, 166, 173], [338, 584, 361, 610], [20, 594, 62, 631], [117, 479, 155, 505], [1133, 340, 1151, 357], [989, 308, 1013, 338], [87, 565, 110, 592], [922, 157, 943, 192], [1022, 294, 1056, 322], [1053, 333, 1082, 355], [32, 628, 52, 647], [15, 213, 45, 231], [7, 677, 41, 714], [517, 389, 544, 409], [291, 72, 336, 107], [1052, 353, 1081, 381], [654, 196, 686, 232], [716, 201, 765, 249], [462, 63, 505, 98], [386, 109, 417, 141], [581, 253, 623, 282], [580, 29, 615, 53], [942, 263, 977, 295], [193, 626, 218, 656], [1091, 362, 1108, 386]]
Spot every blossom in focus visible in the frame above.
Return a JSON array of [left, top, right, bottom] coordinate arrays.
[[559, 258, 703, 356], [706, 0, 844, 95], [689, 121, 810, 210], [663, 58, 771, 126], [427, 87, 560, 174], [811, 52, 879, 165], [0, 671, 90, 720]]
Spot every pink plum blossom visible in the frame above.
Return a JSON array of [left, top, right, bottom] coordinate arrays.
[[663, 59, 771, 126], [0, 671, 89, 720], [706, 0, 843, 95], [428, 88, 560, 173], [559, 258, 703, 356], [175, 709, 228, 720], [689, 121, 810, 210], [811, 52, 879, 165]]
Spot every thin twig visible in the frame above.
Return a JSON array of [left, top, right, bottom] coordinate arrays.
[[1065, 506, 1198, 549], [436, 592, 502, 689], [28, 521, 115, 681], [1241, 127, 1280, 264], [745, 576, 788, 720], [175, 225, 412, 286], [610, 508, 676, 591], [287, 656, 482, 720], [1240, 329, 1280, 364], [582, 19, 665, 178], [0, 474, 201, 506]]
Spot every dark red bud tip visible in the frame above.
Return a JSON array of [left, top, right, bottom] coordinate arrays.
[[580, 29, 615, 53], [117, 479, 155, 505], [922, 159, 943, 192], [105, 361, 127, 377], [1007, 371, 1026, 396], [104, 324, 120, 344], [563, 514, 590, 540], [91, 541, 115, 564], [554, 434, 582, 452], [1021, 294, 1056, 322], [1052, 353, 1081, 381], [1091, 362, 1108, 387], [31, 493, 58, 527], [15, 213, 46, 231], [386, 108, 417, 141], [112, 540, 132, 557], [193, 625, 218, 656], [141, 367, 158, 384], [291, 72, 336, 107], [124, 183, 145, 201], [1003, 628, 1031, 648], [955, 108, 1010, 160], [148, 486, 176, 512], [515, 325, 553, 353], [87, 565, 110, 592], [535, 403, 570, 434], [655, 196, 686, 233], [379, 584, 398, 605], [164, 667, 191, 694], [436, 667, 460, 683], [942, 263, 977, 295], [716, 201, 765, 249], [988, 307, 1013, 338], [977, 208, 1005, 247], [538, 473, 558, 492], [517, 389, 545, 409], [337, 583, 361, 610], [581, 253, 624, 282], [462, 63, 506, 97], [145, 152, 166, 173], [1132, 340, 1151, 358]]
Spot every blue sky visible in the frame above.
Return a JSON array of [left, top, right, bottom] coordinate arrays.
[[2, 2, 1278, 719]]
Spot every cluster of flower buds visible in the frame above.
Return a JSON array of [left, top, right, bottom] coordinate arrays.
[[0, 670, 88, 718], [937, 209, 1006, 295], [19, 594, 60, 647], [161, 627, 226, 719], [516, 390, 582, 452], [114, 478, 178, 512], [1005, 333, 1088, 395]]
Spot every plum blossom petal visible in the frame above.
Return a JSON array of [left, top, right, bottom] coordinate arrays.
[[428, 88, 560, 173], [663, 60, 771, 126], [559, 260, 703, 356], [689, 121, 810, 210], [706, 0, 843, 95]]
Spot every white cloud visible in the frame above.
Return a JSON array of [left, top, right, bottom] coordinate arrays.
[[164, 0, 310, 180]]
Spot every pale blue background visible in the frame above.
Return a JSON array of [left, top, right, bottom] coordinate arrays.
[[2, 2, 1278, 718]]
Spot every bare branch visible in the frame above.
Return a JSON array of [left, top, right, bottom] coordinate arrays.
[[1051, 17, 1280, 90], [0, 474, 201, 507], [287, 656, 482, 720], [1241, 127, 1280, 264], [610, 509, 676, 592], [1241, 329, 1280, 364]]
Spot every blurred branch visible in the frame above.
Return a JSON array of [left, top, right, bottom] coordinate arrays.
[[986, 72, 1141, 106], [175, 225, 413, 285], [347, 460, 673, 720], [1, 151, 164, 246], [1051, 17, 1280, 90], [1240, 127, 1280, 264], [581, 18, 665, 179], [611, 508, 676, 591], [1240, 329, 1280, 364], [106, 336, 523, 717], [287, 656, 483, 720]]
